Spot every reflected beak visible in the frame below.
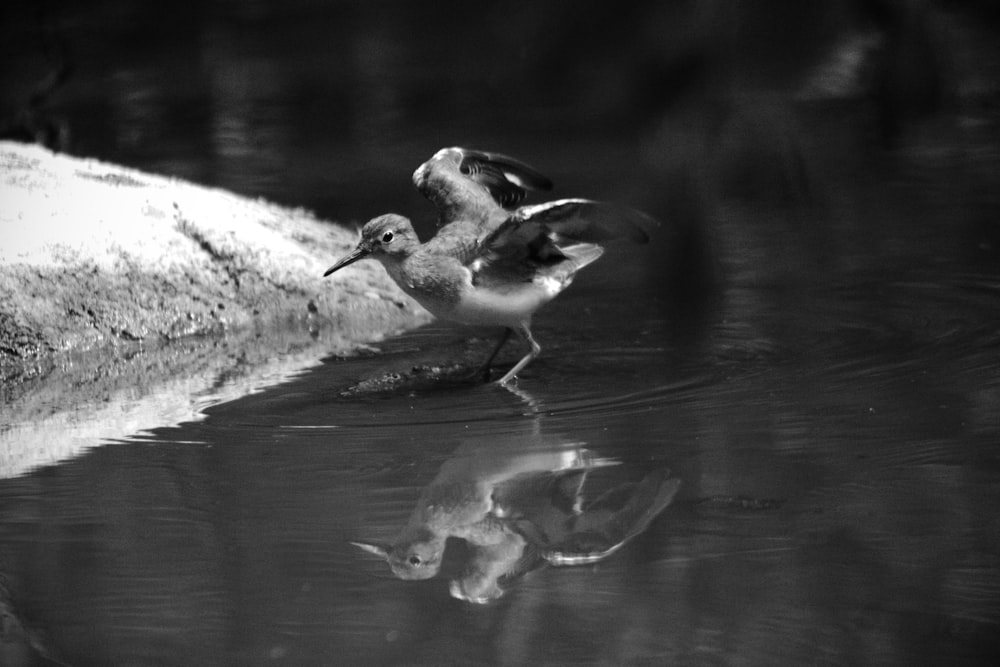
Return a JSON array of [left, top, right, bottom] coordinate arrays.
[[349, 541, 391, 560], [323, 245, 370, 277]]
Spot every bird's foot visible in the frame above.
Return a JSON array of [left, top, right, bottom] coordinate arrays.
[[495, 371, 518, 387]]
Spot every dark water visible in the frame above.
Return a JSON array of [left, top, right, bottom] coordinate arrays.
[[4, 2, 1000, 666]]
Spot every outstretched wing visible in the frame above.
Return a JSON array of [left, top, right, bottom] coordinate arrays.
[[478, 198, 656, 263], [456, 148, 554, 207], [543, 469, 681, 567], [413, 147, 554, 217]]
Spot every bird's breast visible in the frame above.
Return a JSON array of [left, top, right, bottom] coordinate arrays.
[[385, 255, 468, 318]]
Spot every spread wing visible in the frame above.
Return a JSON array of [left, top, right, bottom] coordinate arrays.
[[456, 148, 554, 207], [413, 147, 554, 216], [461, 198, 656, 288], [541, 469, 681, 567], [478, 198, 656, 262]]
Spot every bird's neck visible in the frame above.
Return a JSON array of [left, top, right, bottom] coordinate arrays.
[[376, 254, 410, 288]]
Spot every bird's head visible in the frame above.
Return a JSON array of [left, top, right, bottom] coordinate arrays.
[[351, 529, 445, 581], [387, 536, 445, 580], [323, 213, 418, 276]]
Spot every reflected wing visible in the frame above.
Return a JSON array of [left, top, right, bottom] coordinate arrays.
[[544, 470, 681, 566], [413, 147, 554, 214], [492, 470, 588, 518]]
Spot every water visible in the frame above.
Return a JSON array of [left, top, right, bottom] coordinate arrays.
[[3, 242, 998, 664], [3, 2, 1000, 665]]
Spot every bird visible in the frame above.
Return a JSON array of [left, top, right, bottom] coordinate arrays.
[[324, 146, 655, 385]]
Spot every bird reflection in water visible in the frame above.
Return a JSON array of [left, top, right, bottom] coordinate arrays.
[[352, 437, 680, 603]]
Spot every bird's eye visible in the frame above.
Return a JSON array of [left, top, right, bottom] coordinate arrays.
[[381, 231, 394, 244], [408, 555, 421, 566]]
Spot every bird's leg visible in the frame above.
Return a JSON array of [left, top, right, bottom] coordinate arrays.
[[474, 327, 513, 381], [496, 324, 541, 386]]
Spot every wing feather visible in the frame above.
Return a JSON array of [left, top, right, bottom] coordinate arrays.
[[457, 148, 553, 207], [413, 147, 554, 215], [478, 198, 656, 263]]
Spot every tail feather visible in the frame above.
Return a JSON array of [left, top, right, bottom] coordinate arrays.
[[541, 243, 604, 288]]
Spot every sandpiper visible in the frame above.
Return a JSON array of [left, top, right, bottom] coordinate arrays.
[[324, 147, 655, 385]]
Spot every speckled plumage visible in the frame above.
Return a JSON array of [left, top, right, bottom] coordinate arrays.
[[324, 147, 655, 385]]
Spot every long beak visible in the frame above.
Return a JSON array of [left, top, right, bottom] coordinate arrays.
[[323, 245, 369, 277], [349, 541, 391, 560]]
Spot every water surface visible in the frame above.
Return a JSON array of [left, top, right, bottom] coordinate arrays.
[[4, 226, 999, 664]]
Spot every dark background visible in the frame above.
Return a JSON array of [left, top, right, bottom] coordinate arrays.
[[5, 0, 997, 225]]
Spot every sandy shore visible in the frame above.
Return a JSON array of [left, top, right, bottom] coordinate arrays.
[[0, 141, 429, 477]]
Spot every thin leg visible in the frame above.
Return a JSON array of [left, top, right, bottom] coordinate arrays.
[[496, 323, 541, 386], [475, 327, 513, 381]]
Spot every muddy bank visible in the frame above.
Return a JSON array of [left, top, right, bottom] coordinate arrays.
[[0, 141, 429, 476]]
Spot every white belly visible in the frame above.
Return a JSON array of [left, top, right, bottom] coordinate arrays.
[[448, 275, 565, 328]]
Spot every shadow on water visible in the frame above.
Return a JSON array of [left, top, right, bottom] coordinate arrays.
[[3, 0, 1000, 665]]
